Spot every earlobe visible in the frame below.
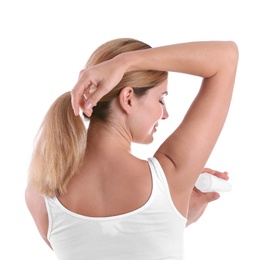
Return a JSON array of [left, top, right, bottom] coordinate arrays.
[[118, 86, 135, 114]]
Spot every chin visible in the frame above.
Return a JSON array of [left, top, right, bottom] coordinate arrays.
[[134, 132, 155, 145], [141, 135, 154, 145], [134, 136, 154, 145]]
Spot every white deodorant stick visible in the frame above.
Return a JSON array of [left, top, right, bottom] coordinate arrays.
[[195, 173, 232, 193]]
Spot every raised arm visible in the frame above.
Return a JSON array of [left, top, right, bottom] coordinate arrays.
[[72, 41, 238, 116], [148, 42, 238, 216], [153, 43, 238, 166]]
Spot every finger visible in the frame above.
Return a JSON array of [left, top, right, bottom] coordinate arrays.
[[82, 83, 97, 100], [80, 83, 97, 117], [71, 69, 88, 115], [82, 101, 93, 117], [71, 78, 96, 116], [202, 168, 229, 180], [202, 168, 218, 174], [85, 82, 112, 108], [82, 105, 93, 117], [211, 170, 229, 180], [79, 92, 93, 118], [201, 191, 220, 202], [71, 87, 81, 116]]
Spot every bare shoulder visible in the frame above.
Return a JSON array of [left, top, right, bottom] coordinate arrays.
[[25, 187, 52, 249]]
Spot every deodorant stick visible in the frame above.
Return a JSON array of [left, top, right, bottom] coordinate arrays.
[[195, 173, 232, 193]]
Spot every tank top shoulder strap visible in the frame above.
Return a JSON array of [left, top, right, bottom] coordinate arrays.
[[147, 157, 187, 221], [148, 157, 168, 185], [148, 157, 173, 199]]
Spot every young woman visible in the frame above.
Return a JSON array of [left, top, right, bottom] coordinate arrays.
[[25, 38, 238, 259]]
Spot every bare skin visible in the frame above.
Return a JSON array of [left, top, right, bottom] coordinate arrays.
[[26, 41, 238, 249]]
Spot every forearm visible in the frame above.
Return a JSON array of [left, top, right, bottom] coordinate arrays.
[[121, 41, 238, 78]]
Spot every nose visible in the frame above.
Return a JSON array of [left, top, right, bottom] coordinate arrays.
[[162, 105, 169, 120]]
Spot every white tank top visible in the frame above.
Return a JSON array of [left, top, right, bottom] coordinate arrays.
[[44, 157, 187, 260]]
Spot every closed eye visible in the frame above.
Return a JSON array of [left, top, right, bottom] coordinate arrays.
[[159, 92, 168, 105]]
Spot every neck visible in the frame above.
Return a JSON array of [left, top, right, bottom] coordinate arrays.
[[86, 119, 132, 156]]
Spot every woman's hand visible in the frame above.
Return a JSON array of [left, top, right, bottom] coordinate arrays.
[[186, 168, 229, 227], [71, 56, 126, 117]]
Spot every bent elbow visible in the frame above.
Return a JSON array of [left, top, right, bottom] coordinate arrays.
[[225, 41, 239, 66]]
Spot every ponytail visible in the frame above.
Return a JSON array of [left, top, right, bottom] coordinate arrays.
[[28, 92, 86, 197]]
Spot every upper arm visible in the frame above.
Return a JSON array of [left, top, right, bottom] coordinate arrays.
[[155, 42, 238, 193], [25, 187, 53, 249]]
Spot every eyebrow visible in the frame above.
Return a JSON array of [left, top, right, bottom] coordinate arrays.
[[162, 91, 168, 96]]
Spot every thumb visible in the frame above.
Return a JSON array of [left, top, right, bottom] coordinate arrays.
[[203, 192, 220, 203]]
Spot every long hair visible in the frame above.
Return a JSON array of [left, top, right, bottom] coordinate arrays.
[[27, 38, 168, 197]]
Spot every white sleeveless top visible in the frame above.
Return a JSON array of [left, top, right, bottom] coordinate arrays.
[[44, 157, 187, 260]]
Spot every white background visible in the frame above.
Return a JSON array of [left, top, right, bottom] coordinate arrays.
[[1, 0, 270, 259]]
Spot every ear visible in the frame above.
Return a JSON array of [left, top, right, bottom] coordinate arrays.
[[118, 86, 136, 114]]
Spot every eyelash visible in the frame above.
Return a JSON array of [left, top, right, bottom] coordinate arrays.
[[159, 99, 165, 105]]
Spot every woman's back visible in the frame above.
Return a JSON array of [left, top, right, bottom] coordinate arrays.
[[44, 158, 187, 260], [58, 154, 152, 218]]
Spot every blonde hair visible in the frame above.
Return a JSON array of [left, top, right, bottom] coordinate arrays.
[[28, 38, 168, 197]]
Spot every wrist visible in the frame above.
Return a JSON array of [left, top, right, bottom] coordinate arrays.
[[117, 51, 137, 73], [118, 49, 150, 73]]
